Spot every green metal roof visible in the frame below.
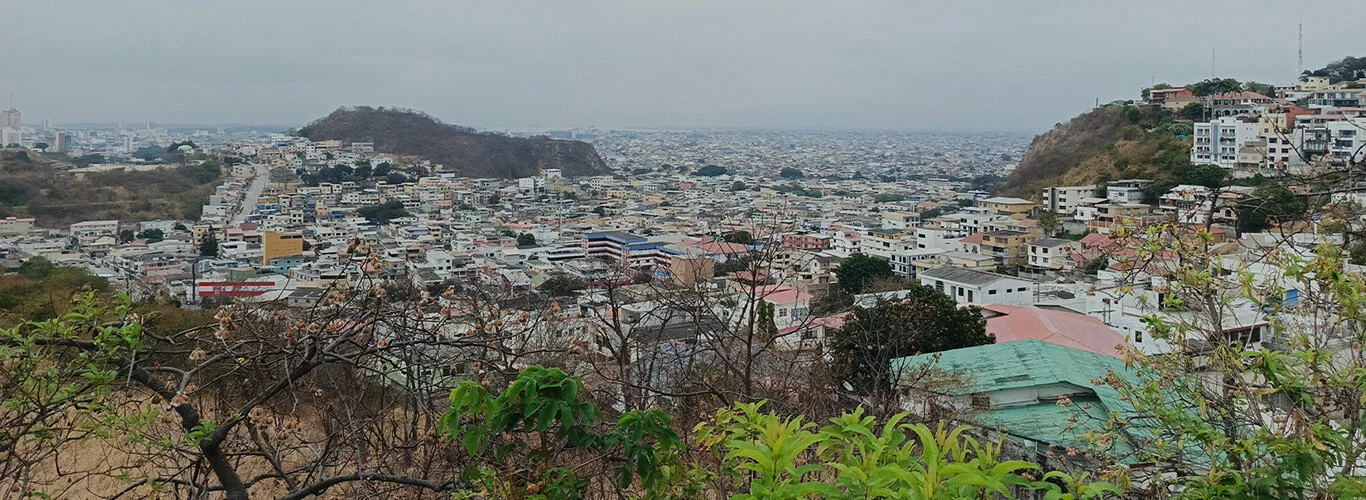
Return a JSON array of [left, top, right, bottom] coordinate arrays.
[[893, 340, 1143, 464], [894, 339, 1128, 395]]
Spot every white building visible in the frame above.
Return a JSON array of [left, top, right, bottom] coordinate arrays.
[[1041, 185, 1096, 215], [915, 227, 969, 252], [1, 127, 22, 147], [1191, 116, 1259, 168], [1027, 238, 1077, 273], [70, 220, 119, 238], [1104, 180, 1152, 205], [0, 216, 35, 236], [918, 266, 1034, 307]]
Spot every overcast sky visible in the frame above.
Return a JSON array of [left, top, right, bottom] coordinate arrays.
[[3, 1, 1361, 133]]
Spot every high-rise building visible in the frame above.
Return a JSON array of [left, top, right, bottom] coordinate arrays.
[[1, 128, 21, 147], [0, 108, 20, 129], [53, 132, 71, 153]]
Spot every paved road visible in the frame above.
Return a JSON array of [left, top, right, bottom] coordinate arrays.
[[230, 164, 269, 225]]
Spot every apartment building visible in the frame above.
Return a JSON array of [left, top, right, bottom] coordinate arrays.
[[1308, 89, 1365, 110], [962, 230, 1031, 267], [1191, 116, 1259, 168], [262, 231, 305, 266], [582, 231, 681, 269], [1041, 185, 1096, 215], [1210, 91, 1274, 117], [978, 197, 1037, 219], [1026, 238, 1077, 273], [1091, 203, 1152, 234], [0, 216, 35, 236]]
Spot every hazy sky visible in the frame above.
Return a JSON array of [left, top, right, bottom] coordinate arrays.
[[3, 1, 1362, 132]]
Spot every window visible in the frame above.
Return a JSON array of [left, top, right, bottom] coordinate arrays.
[[988, 289, 997, 295]]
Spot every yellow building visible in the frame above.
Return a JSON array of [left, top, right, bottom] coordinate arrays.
[[263, 231, 305, 266]]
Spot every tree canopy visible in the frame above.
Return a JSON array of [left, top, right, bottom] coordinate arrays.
[[835, 254, 895, 295], [356, 200, 410, 224], [779, 167, 804, 179], [722, 230, 754, 245], [828, 286, 993, 413], [1236, 184, 1306, 234], [516, 232, 537, 247], [1304, 56, 1366, 83], [694, 165, 727, 177]]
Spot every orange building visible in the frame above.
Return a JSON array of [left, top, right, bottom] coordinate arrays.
[[262, 231, 305, 266]]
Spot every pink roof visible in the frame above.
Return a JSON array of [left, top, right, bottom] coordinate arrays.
[[960, 233, 985, 245], [698, 240, 751, 255], [811, 312, 851, 330], [732, 271, 765, 282], [1079, 232, 1116, 248], [754, 285, 813, 304], [980, 304, 1128, 357]]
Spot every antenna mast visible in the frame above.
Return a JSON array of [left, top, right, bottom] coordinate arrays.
[[1297, 23, 1304, 75]]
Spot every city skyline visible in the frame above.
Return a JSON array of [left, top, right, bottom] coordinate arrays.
[[5, 1, 1361, 133]]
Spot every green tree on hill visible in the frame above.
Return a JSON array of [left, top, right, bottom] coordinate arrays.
[[357, 200, 410, 224], [1235, 184, 1306, 234], [835, 254, 894, 295], [694, 165, 727, 177], [199, 233, 218, 257], [1242, 81, 1275, 97], [1304, 56, 1366, 83], [722, 230, 753, 245], [1036, 209, 1062, 237], [136, 228, 165, 243], [1186, 78, 1243, 96], [779, 167, 803, 179], [828, 286, 993, 416], [516, 232, 537, 247]]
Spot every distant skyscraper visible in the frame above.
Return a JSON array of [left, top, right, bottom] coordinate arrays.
[[0, 108, 19, 129], [53, 131, 71, 153], [1, 127, 22, 147]]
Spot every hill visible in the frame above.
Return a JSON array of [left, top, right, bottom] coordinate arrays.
[[297, 107, 609, 178], [1002, 105, 1192, 198], [0, 149, 223, 227]]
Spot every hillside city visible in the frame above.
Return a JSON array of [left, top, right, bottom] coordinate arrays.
[[2, 60, 1366, 497]]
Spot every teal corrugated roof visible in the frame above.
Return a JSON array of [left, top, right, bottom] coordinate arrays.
[[894, 339, 1128, 395], [893, 340, 1144, 464]]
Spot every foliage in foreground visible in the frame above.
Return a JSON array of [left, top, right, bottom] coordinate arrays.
[[439, 367, 1117, 499]]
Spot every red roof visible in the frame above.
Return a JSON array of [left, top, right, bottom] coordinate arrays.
[[959, 233, 985, 245], [980, 304, 1128, 357]]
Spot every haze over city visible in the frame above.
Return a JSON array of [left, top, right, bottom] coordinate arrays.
[[5, 0, 1362, 131]]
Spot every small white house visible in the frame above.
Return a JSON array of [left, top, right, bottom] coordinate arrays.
[[918, 266, 1034, 307]]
